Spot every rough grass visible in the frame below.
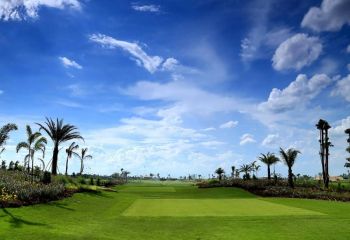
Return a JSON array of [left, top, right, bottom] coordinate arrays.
[[1, 181, 350, 240]]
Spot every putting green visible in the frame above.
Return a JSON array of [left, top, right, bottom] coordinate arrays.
[[119, 186, 176, 193], [122, 199, 324, 217]]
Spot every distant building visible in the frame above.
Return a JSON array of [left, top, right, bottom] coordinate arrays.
[[314, 176, 344, 181]]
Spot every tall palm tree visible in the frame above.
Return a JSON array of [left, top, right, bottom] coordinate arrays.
[[74, 148, 92, 175], [0, 123, 18, 148], [16, 125, 47, 180], [259, 152, 279, 180], [215, 167, 225, 181], [279, 148, 301, 188], [36, 118, 83, 175], [65, 142, 79, 175]]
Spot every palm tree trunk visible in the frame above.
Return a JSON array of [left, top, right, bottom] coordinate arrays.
[[65, 156, 69, 176], [80, 159, 83, 175], [267, 165, 271, 180], [52, 143, 59, 175], [288, 167, 294, 188], [31, 153, 34, 182]]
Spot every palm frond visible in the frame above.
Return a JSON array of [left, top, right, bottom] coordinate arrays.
[[16, 142, 30, 153], [0, 123, 18, 147]]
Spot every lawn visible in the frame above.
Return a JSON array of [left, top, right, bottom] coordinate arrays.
[[1, 181, 350, 239]]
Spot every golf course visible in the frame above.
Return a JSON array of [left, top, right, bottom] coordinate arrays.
[[1, 181, 350, 240]]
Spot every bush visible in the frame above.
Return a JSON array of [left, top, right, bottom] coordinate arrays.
[[90, 177, 94, 185], [42, 171, 51, 184], [0, 170, 65, 206]]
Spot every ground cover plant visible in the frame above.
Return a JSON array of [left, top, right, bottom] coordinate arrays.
[[1, 181, 350, 240]]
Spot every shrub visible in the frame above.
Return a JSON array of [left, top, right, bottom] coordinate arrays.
[[42, 171, 51, 184], [90, 177, 94, 185]]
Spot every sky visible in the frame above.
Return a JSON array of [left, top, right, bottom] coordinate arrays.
[[0, 0, 350, 178]]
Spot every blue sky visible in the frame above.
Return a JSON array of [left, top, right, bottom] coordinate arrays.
[[0, 0, 350, 177]]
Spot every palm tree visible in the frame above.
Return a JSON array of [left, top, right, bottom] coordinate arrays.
[[279, 147, 301, 188], [74, 148, 92, 175], [65, 142, 79, 175], [215, 167, 225, 181], [16, 125, 47, 180], [259, 152, 280, 180], [36, 118, 83, 175], [239, 164, 252, 180], [0, 123, 18, 148]]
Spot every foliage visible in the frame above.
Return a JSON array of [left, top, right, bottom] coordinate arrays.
[[279, 147, 301, 188], [0, 123, 18, 148], [0, 170, 64, 206], [36, 118, 83, 175], [215, 167, 224, 180], [258, 152, 279, 180]]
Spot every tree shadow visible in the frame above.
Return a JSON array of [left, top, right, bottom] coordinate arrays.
[[82, 191, 113, 199], [47, 201, 75, 211], [1, 208, 47, 228]]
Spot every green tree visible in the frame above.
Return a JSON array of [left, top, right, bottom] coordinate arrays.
[[74, 148, 92, 175], [65, 142, 79, 175], [259, 152, 280, 180], [16, 125, 47, 181], [215, 167, 225, 181], [239, 164, 252, 180], [0, 123, 18, 148], [279, 148, 301, 188], [36, 118, 83, 175], [345, 129, 350, 169]]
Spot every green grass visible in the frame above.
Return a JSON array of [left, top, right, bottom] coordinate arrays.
[[1, 181, 350, 239]]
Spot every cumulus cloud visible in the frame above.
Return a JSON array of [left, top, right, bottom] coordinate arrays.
[[219, 121, 238, 129], [259, 74, 332, 112], [90, 33, 164, 73], [162, 57, 179, 71], [272, 34, 322, 71], [332, 116, 350, 135], [262, 134, 280, 147], [301, 0, 350, 32], [0, 0, 81, 21], [59, 56, 82, 69], [240, 134, 256, 145], [331, 74, 350, 102], [131, 4, 160, 12]]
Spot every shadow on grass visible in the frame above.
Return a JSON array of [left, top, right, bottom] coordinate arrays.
[[81, 191, 113, 199], [1, 208, 47, 228], [47, 201, 75, 211]]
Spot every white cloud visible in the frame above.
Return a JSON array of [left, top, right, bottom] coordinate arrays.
[[259, 74, 332, 112], [0, 0, 81, 21], [219, 120, 238, 129], [241, 27, 293, 62], [240, 133, 256, 145], [332, 116, 350, 135], [124, 80, 244, 118], [347, 44, 350, 53], [131, 4, 160, 12], [89, 33, 163, 73], [162, 57, 179, 71], [262, 134, 280, 147], [202, 127, 216, 132], [59, 56, 82, 69], [331, 74, 350, 102], [347, 63, 350, 71], [301, 0, 350, 32], [56, 99, 84, 108], [272, 34, 322, 71]]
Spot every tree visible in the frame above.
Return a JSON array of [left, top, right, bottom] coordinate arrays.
[[65, 142, 79, 175], [215, 167, 225, 180], [36, 118, 83, 175], [279, 148, 301, 188], [74, 148, 92, 175], [16, 125, 47, 181], [0, 123, 18, 148], [239, 164, 252, 180], [231, 166, 235, 178], [345, 128, 350, 169], [316, 119, 332, 188], [259, 152, 280, 180]]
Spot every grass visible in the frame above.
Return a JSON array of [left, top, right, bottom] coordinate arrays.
[[0, 181, 350, 239]]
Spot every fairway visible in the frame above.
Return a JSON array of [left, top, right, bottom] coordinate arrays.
[[1, 182, 350, 240], [123, 198, 324, 217]]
